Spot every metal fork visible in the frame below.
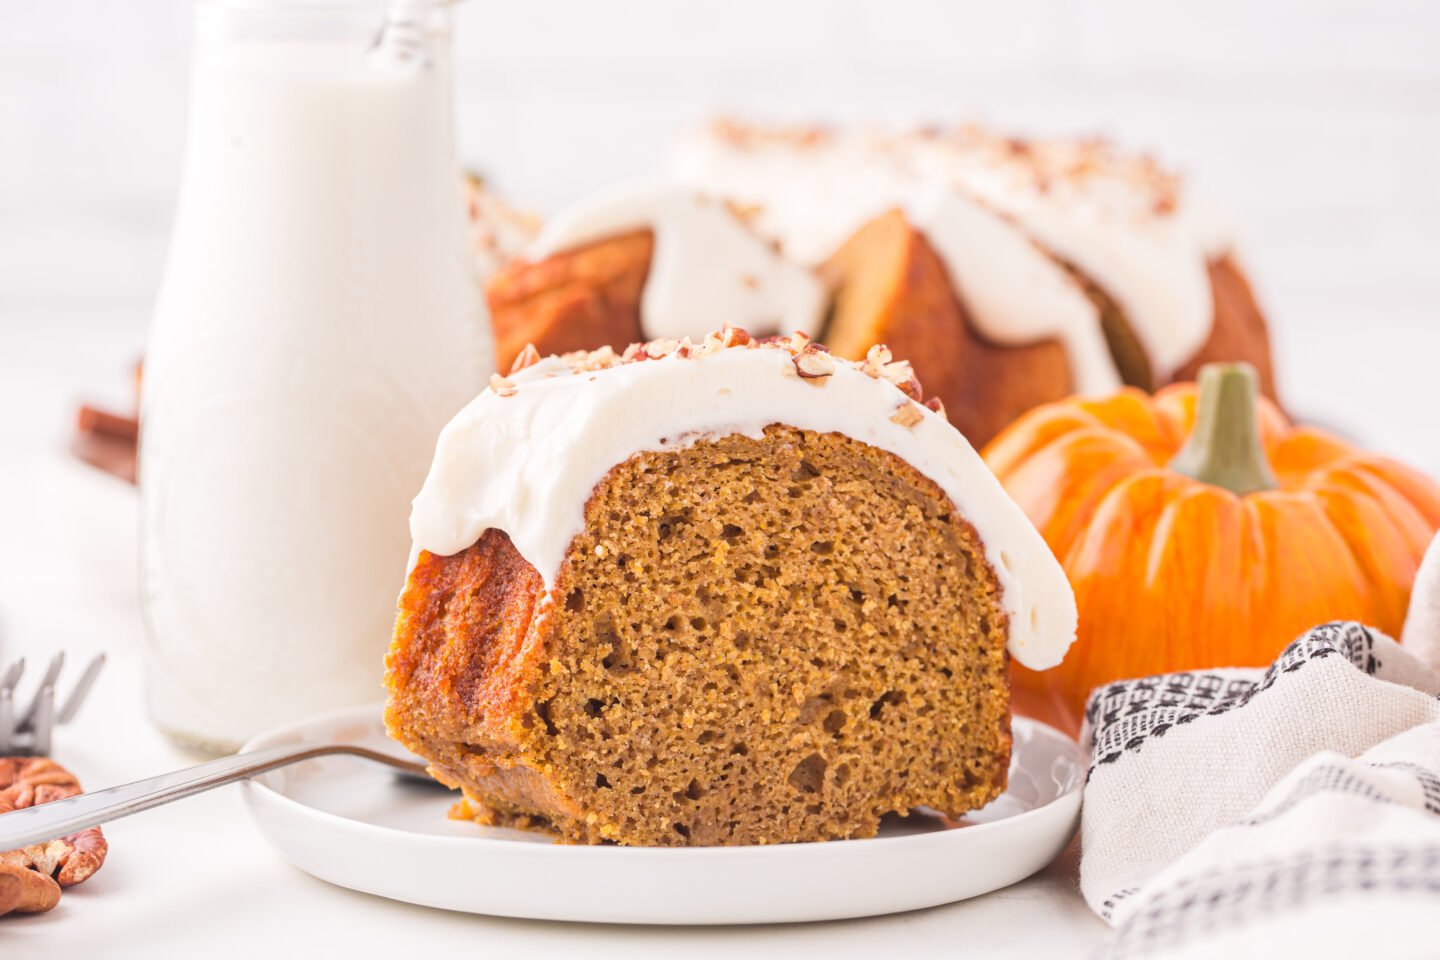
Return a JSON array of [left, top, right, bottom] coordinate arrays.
[[0, 742, 435, 851], [0, 650, 444, 851], [0, 653, 106, 756]]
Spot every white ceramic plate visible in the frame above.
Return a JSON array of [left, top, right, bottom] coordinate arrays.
[[241, 705, 1083, 925]]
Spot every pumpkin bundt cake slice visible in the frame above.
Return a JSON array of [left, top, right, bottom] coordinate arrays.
[[384, 330, 1076, 846]]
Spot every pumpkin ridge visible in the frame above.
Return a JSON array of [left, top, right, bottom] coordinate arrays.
[[1347, 458, 1440, 528], [1144, 483, 1241, 591], [1061, 469, 1184, 571], [1074, 388, 1169, 444], [1237, 496, 1268, 651], [1313, 462, 1439, 572], [1313, 461, 1435, 535], [1306, 483, 1421, 634], [990, 428, 1154, 559], [1266, 428, 1353, 486], [982, 408, 1108, 478], [1258, 491, 1378, 630]]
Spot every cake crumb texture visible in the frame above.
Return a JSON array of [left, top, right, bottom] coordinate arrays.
[[385, 426, 1010, 845]]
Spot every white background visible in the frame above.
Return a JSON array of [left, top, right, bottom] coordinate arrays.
[[4, 0, 1439, 464], [1, 2, 1438, 957]]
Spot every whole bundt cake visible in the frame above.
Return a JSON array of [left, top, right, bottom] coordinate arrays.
[[384, 329, 1077, 846], [485, 120, 1275, 447]]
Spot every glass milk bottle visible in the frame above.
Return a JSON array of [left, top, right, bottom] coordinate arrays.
[[140, 0, 490, 751]]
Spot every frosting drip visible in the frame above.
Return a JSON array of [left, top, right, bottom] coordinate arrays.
[[409, 341, 1078, 671], [527, 183, 826, 342], [906, 188, 1121, 396], [671, 122, 1229, 385]]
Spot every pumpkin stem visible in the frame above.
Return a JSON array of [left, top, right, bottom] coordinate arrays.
[[1167, 363, 1278, 495]]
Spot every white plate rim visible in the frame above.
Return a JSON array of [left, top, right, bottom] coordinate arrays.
[[242, 705, 1081, 857], [241, 704, 1084, 922]]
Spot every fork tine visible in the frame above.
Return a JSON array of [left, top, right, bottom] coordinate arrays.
[[30, 684, 55, 757], [1, 659, 23, 693], [18, 652, 64, 731], [0, 685, 12, 754], [56, 654, 106, 724]]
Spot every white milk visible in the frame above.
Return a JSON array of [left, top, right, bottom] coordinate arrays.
[[140, 2, 490, 750]]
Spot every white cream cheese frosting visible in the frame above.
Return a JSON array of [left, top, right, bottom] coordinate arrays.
[[671, 122, 1231, 386], [408, 338, 1078, 671], [907, 188, 1122, 396], [527, 183, 826, 342]]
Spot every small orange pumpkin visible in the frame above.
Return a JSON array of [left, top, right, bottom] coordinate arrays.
[[983, 363, 1440, 734]]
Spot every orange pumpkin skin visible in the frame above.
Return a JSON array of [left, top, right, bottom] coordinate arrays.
[[983, 384, 1440, 734]]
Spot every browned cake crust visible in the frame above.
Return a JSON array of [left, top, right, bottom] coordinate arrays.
[[1064, 261, 1155, 392], [483, 211, 1275, 446], [1176, 255, 1278, 400], [821, 209, 1075, 447], [385, 426, 1011, 846], [486, 230, 652, 373], [819, 216, 1279, 444]]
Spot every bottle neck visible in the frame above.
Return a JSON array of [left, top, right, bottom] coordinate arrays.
[[195, 0, 452, 54]]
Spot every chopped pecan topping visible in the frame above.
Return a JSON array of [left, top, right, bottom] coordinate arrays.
[[723, 199, 765, 226], [644, 337, 681, 359], [720, 325, 752, 348], [562, 344, 622, 373], [860, 343, 892, 378], [509, 343, 542, 374], [516, 326, 941, 419], [792, 344, 836, 381], [890, 402, 924, 428], [880, 360, 923, 401]]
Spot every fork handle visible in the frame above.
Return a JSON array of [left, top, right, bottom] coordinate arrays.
[[0, 743, 425, 850]]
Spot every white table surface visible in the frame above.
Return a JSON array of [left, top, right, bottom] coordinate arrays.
[[0, 310, 1108, 957], [2, 303, 1437, 958]]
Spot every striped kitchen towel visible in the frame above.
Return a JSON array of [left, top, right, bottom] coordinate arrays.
[[1080, 602, 1440, 958]]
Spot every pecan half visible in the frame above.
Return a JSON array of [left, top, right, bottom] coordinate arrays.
[[0, 862, 60, 916], [1, 831, 107, 888], [0, 757, 109, 893], [0, 872, 15, 916]]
